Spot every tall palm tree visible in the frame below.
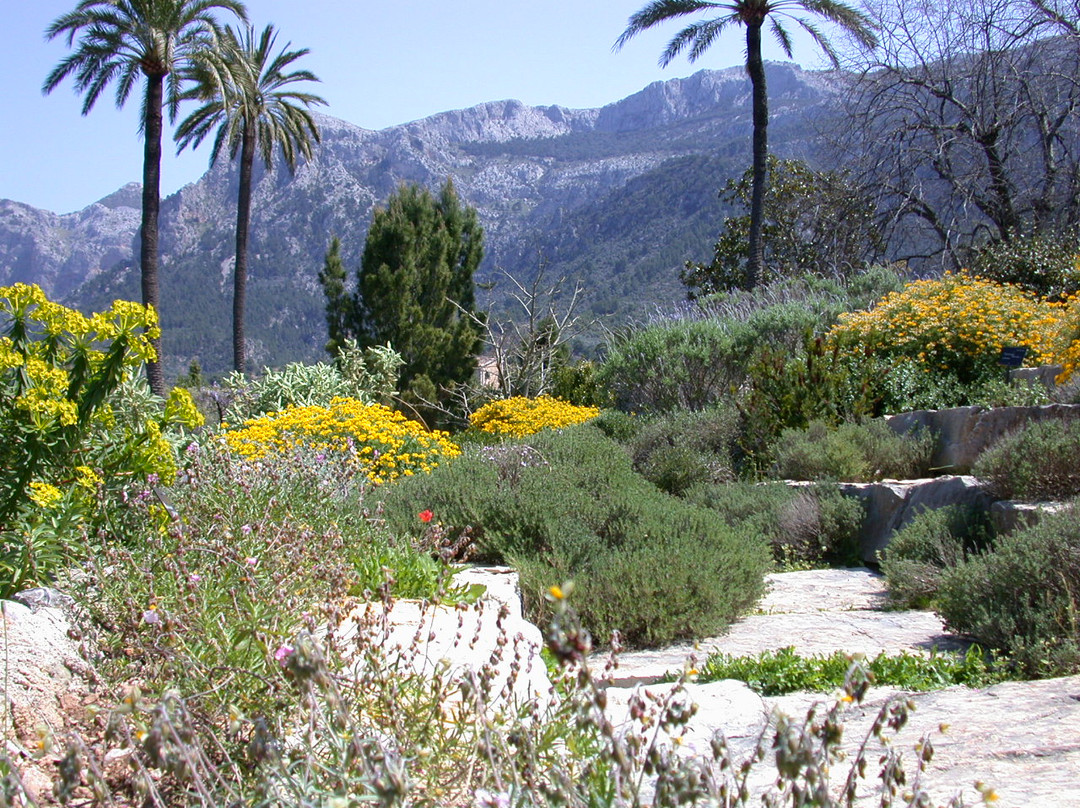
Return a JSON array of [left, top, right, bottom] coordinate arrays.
[[616, 0, 877, 290], [44, 0, 247, 396], [176, 24, 325, 374]]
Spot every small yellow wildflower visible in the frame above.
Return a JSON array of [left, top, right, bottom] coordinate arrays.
[[28, 481, 63, 509]]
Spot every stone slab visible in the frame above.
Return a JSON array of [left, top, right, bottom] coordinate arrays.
[[592, 569, 968, 686], [331, 566, 552, 711]]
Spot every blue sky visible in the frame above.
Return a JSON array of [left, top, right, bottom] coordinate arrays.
[[2, 1, 829, 214]]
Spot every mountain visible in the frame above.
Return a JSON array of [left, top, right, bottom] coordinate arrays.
[[0, 63, 841, 376]]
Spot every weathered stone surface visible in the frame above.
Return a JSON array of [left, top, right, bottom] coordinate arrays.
[[0, 600, 96, 746], [754, 567, 889, 613], [602, 678, 769, 760], [597, 569, 1080, 807], [620, 675, 1080, 807], [838, 476, 993, 564], [1009, 364, 1064, 388], [332, 567, 551, 711], [888, 403, 1080, 474], [593, 570, 967, 687], [990, 499, 1071, 536], [768, 676, 1080, 807]]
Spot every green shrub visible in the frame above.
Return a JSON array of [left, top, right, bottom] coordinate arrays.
[[600, 269, 903, 419], [89, 437, 447, 719], [590, 408, 641, 443], [770, 419, 935, 482], [0, 285, 200, 598], [599, 318, 759, 413], [881, 504, 992, 609], [378, 424, 770, 648], [685, 480, 863, 567], [973, 418, 1080, 501], [221, 340, 402, 424], [937, 503, 1080, 676], [736, 337, 882, 468], [690, 645, 1001, 695], [968, 232, 1080, 302], [627, 406, 739, 496], [549, 359, 614, 408]]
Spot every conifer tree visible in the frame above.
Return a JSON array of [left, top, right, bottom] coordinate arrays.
[[322, 180, 484, 412], [318, 236, 352, 356]]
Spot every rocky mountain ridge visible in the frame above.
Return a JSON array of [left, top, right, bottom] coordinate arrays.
[[0, 62, 841, 375]]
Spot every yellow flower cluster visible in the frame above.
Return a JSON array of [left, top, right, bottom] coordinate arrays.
[[469, 395, 601, 438], [1050, 295, 1080, 382], [827, 273, 1063, 376], [164, 388, 204, 429], [27, 481, 63, 509], [0, 283, 159, 429], [223, 397, 460, 485]]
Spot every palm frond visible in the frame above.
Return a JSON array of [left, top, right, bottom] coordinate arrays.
[[614, 0, 720, 50]]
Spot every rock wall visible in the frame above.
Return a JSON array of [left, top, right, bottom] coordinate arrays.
[[835, 476, 994, 565], [887, 403, 1080, 474]]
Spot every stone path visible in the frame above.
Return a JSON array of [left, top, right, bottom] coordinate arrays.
[[592, 568, 1080, 808], [593, 568, 968, 686]]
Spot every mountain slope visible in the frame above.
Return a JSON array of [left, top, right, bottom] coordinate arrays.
[[1, 63, 840, 376]]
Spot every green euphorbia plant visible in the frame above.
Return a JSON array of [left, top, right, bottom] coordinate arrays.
[[0, 284, 202, 596]]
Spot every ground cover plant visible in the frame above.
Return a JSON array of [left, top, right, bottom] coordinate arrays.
[[85, 435, 451, 722], [223, 397, 460, 484], [684, 645, 1003, 696], [972, 418, 1080, 501], [682, 481, 863, 568], [769, 418, 935, 482], [468, 394, 601, 438], [937, 501, 1080, 677], [881, 504, 993, 610], [378, 422, 771, 648]]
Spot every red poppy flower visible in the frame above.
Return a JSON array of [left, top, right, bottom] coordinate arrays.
[[418, 509, 434, 523]]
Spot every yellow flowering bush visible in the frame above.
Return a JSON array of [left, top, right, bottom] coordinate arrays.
[[827, 273, 1062, 384], [1050, 295, 1080, 382], [469, 395, 601, 438], [1, 284, 201, 597], [224, 397, 459, 485]]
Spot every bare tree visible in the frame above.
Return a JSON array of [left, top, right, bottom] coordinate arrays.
[[480, 262, 586, 400], [837, 0, 1080, 270]]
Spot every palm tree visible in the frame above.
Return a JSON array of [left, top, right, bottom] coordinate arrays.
[[44, 0, 247, 396], [176, 24, 325, 373], [616, 0, 877, 290]]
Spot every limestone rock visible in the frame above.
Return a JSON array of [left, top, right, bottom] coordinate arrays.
[[838, 476, 993, 564], [594, 568, 1080, 807], [990, 499, 1071, 536], [768, 676, 1080, 807], [332, 567, 551, 713], [888, 403, 1080, 474], [0, 600, 96, 747]]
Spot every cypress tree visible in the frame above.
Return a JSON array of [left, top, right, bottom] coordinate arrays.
[[350, 179, 484, 410], [318, 236, 352, 356]]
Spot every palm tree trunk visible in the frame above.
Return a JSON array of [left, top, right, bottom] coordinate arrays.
[[745, 20, 768, 291], [233, 126, 255, 373], [141, 73, 167, 397]]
